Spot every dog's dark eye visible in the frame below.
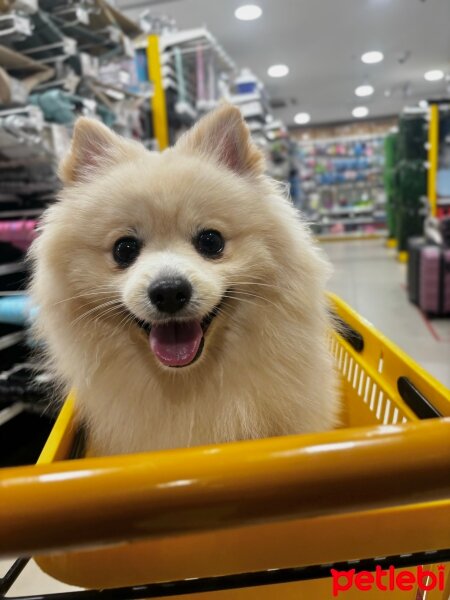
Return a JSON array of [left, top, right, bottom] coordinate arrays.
[[113, 237, 141, 268], [194, 229, 225, 258]]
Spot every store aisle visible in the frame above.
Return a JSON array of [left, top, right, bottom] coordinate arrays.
[[323, 239, 450, 388]]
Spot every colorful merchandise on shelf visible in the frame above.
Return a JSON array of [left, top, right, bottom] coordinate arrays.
[[297, 135, 386, 236]]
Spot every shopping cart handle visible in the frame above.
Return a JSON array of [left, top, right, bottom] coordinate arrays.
[[0, 418, 449, 558]]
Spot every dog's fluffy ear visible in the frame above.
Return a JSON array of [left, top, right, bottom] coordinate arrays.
[[175, 104, 265, 176], [59, 118, 142, 184]]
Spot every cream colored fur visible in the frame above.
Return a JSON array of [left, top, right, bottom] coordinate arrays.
[[29, 105, 338, 456]]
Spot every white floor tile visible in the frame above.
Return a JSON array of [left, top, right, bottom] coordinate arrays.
[[4, 559, 80, 596]]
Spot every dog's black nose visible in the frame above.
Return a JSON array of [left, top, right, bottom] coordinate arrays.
[[148, 278, 192, 314]]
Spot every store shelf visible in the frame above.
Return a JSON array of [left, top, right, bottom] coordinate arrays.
[[301, 180, 383, 190], [0, 209, 44, 218], [0, 262, 26, 277], [320, 206, 375, 215], [317, 230, 388, 242], [0, 331, 26, 352], [0, 403, 26, 428], [317, 217, 386, 226]]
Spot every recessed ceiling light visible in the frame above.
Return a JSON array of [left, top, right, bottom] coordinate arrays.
[[294, 112, 311, 125], [352, 106, 369, 118], [424, 69, 444, 82], [267, 64, 289, 78], [361, 51, 384, 64], [419, 100, 428, 109], [235, 4, 262, 21], [355, 84, 374, 97]]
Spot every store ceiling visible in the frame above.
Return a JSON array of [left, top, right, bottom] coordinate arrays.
[[117, 0, 450, 127]]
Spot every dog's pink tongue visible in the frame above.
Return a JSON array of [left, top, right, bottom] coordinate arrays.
[[150, 321, 203, 367]]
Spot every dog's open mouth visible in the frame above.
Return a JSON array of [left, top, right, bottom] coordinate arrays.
[[133, 303, 221, 368]]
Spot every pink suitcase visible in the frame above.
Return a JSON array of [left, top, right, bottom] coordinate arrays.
[[419, 246, 450, 315]]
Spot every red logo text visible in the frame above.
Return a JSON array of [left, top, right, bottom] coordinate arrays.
[[330, 565, 445, 597]]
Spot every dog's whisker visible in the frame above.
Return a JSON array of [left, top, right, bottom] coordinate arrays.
[[224, 290, 280, 309], [70, 300, 123, 327], [109, 311, 137, 339], [92, 304, 127, 327], [70, 295, 122, 314], [53, 284, 120, 304], [226, 280, 280, 289], [220, 294, 262, 309]]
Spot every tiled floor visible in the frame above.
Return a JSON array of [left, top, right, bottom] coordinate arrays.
[[0, 558, 80, 596], [323, 239, 450, 388], [1, 239, 449, 597]]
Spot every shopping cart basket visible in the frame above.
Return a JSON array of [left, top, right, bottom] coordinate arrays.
[[0, 293, 449, 599]]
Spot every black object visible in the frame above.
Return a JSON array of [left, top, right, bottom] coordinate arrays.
[[1, 549, 449, 599], [68, 426, 87, 460], [407, 237, 425, 306], [0, 242, 24, 264], [439, 217, 450, 247], [0, 410, 55, 468], [0, 366, 49, 408], [332, 314, 364, 352], [397, 377, 442, 419]]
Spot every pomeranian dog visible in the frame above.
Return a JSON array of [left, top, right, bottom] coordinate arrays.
[[30, 104, 338, 456]]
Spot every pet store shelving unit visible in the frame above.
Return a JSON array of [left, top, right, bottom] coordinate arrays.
[[390, 102, 450, 263], [0, 0, 151, 482], [138, 25, 237, 150], [297, 133, 388, 242], [140, 25, 282, 176]]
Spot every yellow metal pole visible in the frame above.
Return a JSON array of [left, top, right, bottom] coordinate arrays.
[[147, 34, 169, 150], [428, 104, 439, 217]]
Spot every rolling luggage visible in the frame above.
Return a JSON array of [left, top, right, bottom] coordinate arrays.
[[419, 246, 450, 315]]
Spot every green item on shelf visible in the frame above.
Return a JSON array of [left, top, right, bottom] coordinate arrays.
[[396, 159, 427, 206], [96, 104, 116, 128], [384, 132, 398, 238], [30, 89, 77, 124], [395, 205, 424, 252], [30, 90, 116, 127], [397, 115, 427, 161], [384, 132, 397, 169]]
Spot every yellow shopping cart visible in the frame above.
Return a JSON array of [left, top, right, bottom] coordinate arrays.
[[0, 293, 449, 599]]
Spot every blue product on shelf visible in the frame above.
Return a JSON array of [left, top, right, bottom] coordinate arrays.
[[437, 169, 450, 197], [135, 49, 149, 83], [0, 295, 37, 327], [353, 142, 364, 157], [235, 69, 258, 94]]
